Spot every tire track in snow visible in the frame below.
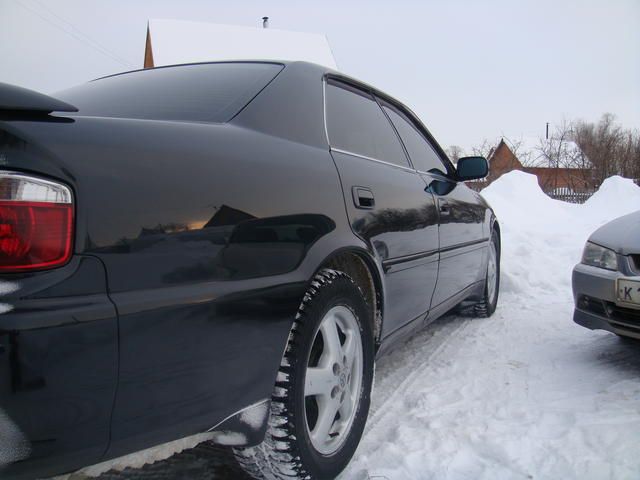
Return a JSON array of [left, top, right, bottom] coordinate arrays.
[[365, 313, 473, 433]]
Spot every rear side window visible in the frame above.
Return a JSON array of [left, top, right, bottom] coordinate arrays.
[[56, 63, 283, 123], [325, 80, 409, 167], [381, 103, 445, 173]]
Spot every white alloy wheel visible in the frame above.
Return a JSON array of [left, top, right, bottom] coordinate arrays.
[[304, 305, 363, 455]]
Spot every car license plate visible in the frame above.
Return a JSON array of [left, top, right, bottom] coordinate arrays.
[[617, 278, 640, 308]]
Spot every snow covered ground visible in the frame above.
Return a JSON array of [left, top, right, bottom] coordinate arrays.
[[342, 172, 640, 480], [89, 172, 640, 480]]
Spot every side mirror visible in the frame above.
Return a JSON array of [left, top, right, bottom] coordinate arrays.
[[456, 156, 488, 181]]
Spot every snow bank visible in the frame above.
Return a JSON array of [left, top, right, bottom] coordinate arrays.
[[481, 171, 640, 298], [584, 175, 640, 223]]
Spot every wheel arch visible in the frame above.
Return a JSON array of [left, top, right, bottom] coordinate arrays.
[[313, 247, 384, 346]]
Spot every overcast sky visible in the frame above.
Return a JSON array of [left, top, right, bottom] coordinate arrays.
[[1, 0, 638, 152]]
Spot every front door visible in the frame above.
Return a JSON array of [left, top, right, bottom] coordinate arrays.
[[377, 99, 487, 311], [325, 79, 439, 336], [426, 178, 488, 308]]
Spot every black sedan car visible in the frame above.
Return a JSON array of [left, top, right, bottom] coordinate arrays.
[[0, 61, 499, 480]]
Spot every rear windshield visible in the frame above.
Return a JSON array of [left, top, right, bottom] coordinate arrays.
[[56, 62, 283, 123]]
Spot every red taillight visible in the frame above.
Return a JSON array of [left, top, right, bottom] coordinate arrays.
[[0, 172, 74, 272]]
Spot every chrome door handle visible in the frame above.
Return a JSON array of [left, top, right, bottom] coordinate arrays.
[[438, 199, 450, 215], [352, 186, 375, 209]]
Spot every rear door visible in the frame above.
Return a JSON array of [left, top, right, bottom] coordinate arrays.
[[380, 102, 487, 309], [325, 78, 439, 336]]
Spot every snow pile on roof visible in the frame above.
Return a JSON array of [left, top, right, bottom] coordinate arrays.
[[147, 19, 337, 69], [505, 136, 586, 167], [481, 171, 640, 297]]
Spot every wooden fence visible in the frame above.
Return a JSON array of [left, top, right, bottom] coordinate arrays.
[[545, 188, 595, 204], [466, 182, 594, 204]]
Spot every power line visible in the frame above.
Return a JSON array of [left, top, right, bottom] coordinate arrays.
[[29, 0, 134, 67], [16, 0, 134, 68]]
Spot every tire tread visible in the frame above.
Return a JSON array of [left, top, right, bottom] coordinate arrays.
[[474, 227, 500, 318], [234, 268, 362, 480]]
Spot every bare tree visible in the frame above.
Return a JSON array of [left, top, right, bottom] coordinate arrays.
[[503, 137, 532, 165], [530, 120, 591, 191], [471, 114, 639, 192], [529, 121, 573, 167], [471, 137, 527, 161], [573, 113, 640, 186], [446, 145, 464, 163], [470, 139, 497, 159], [619, 130, 640, 180]]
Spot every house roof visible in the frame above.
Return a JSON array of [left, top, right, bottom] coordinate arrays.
[[489, 136, 589, 168], [145, 19, 337, 70], [487, 138, 523, 167]]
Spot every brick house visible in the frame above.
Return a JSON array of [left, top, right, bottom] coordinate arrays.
[[478, 139, 596, 192]]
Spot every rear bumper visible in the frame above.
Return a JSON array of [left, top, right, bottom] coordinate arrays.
[[572, 263, 640, 340], [0, 256, 118, 480]]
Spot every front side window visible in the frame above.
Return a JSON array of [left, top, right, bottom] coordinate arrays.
[[382, 103, 446, 173], [325, 80, 409, 167]]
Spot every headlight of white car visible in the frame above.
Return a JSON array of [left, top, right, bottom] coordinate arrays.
[[581, 242, 618, 271]]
